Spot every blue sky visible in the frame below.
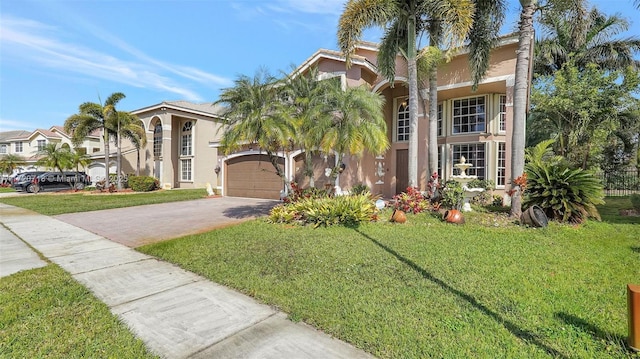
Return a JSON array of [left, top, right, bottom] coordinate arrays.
[[1, 0, 638, 132]]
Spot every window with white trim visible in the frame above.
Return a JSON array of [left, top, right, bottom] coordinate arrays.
[[497, 142, 506, 186], [15, 142, 23, 152], [396, 99, 409, 142], [181, 121, 192, 156], [153, 123, 163, 157], [499, 95, 507, 132], [437, 103, 443, 137], [452, 143, 486, 179], [181, 159, 192, 181], [0, 144, 6, 154], [37, 140, 46, 151], [452, 96, 485, 134]]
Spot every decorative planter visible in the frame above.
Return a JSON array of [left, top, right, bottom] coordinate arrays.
[[521, 205, 548, 227], [443, 209, 464, 224], [390, 209, 407, 223]]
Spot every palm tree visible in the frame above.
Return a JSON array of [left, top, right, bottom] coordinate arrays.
[[508, 0, 538, 219], [214, 69, 295, 192], [534, 3, 640, 77], [109, 111, 146, 186], [0, 153, 26, 178], [418, 0, 505, 177], [65, 92, 125, 191], [338, 0, 506, 188], [35, 143, 72, 188], [315, 85, 390, 186], [69, 149, 91, 187], [282, 66, 334, 187], [119, 113, 147, 176]]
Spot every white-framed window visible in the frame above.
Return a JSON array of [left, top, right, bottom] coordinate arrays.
[[14, 142, 23, 153], [497, 142, 506, 186], [452, 143, 486, 179], [181, 121, 192, 156], [0, 144, 6, 154], [499, 95, 507, 133], [452, 96, 486, 134], [37, 140, 46, 151], [396, 98, 410, 142], [153, 122, 163, 158], [437, 102, 443, 137], [181, 159, 192, 181]]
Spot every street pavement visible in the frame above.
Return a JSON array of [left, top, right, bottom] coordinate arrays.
[[0, 198, 375, 359]]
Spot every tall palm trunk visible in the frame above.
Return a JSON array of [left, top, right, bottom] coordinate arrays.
[[104, 130, 110, 190], [510, 0, 536, 219], [407, 15, 420, 188], [428, 64, 439, 177]]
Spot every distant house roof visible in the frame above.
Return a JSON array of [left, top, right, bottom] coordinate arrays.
[[0, 130, 31, 142], [132, 101, 225, 119]]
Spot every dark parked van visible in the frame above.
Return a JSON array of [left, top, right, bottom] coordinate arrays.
[[12, 171, 46, 191], [29, 171, 91, 193]]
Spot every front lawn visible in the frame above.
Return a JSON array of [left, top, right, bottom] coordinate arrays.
[[139, 200, 639, 358], [0, 265, 157, 358], [0, 189, 208, 215]]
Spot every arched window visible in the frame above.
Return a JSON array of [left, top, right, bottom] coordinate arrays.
[[181, 121, 192, 156], [153, 122, 162, 157], [397, 99, 409, 142], [180, 121, 193, 181]]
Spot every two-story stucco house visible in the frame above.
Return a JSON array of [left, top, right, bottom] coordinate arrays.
[[115, 33, 524, 200], [0, 126, 102, 175]]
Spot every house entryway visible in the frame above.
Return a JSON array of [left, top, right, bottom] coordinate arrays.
[[395, 149, 408, 194]]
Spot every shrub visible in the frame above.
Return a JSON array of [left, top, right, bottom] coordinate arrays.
[[392, 186, 428, 214], [523, 140, 604, 223], [283, 182, 329, 203], [467, 179, 495, 205], [631, 194, 640, 211], [440, 180, 464, 210], [269, 193, 378, 227], [127, 175, 159, 192], [350, 183, 370, 196]]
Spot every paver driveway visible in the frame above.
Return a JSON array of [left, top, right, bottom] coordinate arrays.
[[54, 196, 279, 247]]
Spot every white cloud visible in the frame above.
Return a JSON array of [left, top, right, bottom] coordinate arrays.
[[0, 14, 229, 101], [0, 118, 36, 131]]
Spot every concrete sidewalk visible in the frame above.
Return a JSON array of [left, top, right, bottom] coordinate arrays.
[[0, 203, 374, 359]]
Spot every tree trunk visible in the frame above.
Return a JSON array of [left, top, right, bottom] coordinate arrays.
[[136, 149, 140, 176], [116, 134, 122, 190], [104, 129, 110, 190], [407, 16, 420, 188], [510, 0, 536, 219], [267, 150, 291, 196], [428, 68, 439, 177]]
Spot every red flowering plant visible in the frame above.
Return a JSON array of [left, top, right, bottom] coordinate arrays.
[[282, 182, 329, 204], [392, 186, 429, 214]]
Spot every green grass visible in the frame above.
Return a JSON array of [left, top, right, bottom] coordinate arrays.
[[0, 189, 208, 215], [0, 187, 16, 193], [139, 200, 639, 358], [0, 265, 157, 358]]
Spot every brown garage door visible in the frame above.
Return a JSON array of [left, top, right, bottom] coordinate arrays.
[[226, 155, 284, 199]]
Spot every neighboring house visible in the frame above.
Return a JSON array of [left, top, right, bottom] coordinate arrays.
[[128, 101, 225, 190], [0, 127, 102, 175]]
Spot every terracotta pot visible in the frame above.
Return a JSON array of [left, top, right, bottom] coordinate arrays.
[[443, 209, 464, 224], [521, 205, 548, 227], [390, 209, 407, 223]]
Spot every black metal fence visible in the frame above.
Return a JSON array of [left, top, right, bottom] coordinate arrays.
[[596, 170, 640, 196]]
